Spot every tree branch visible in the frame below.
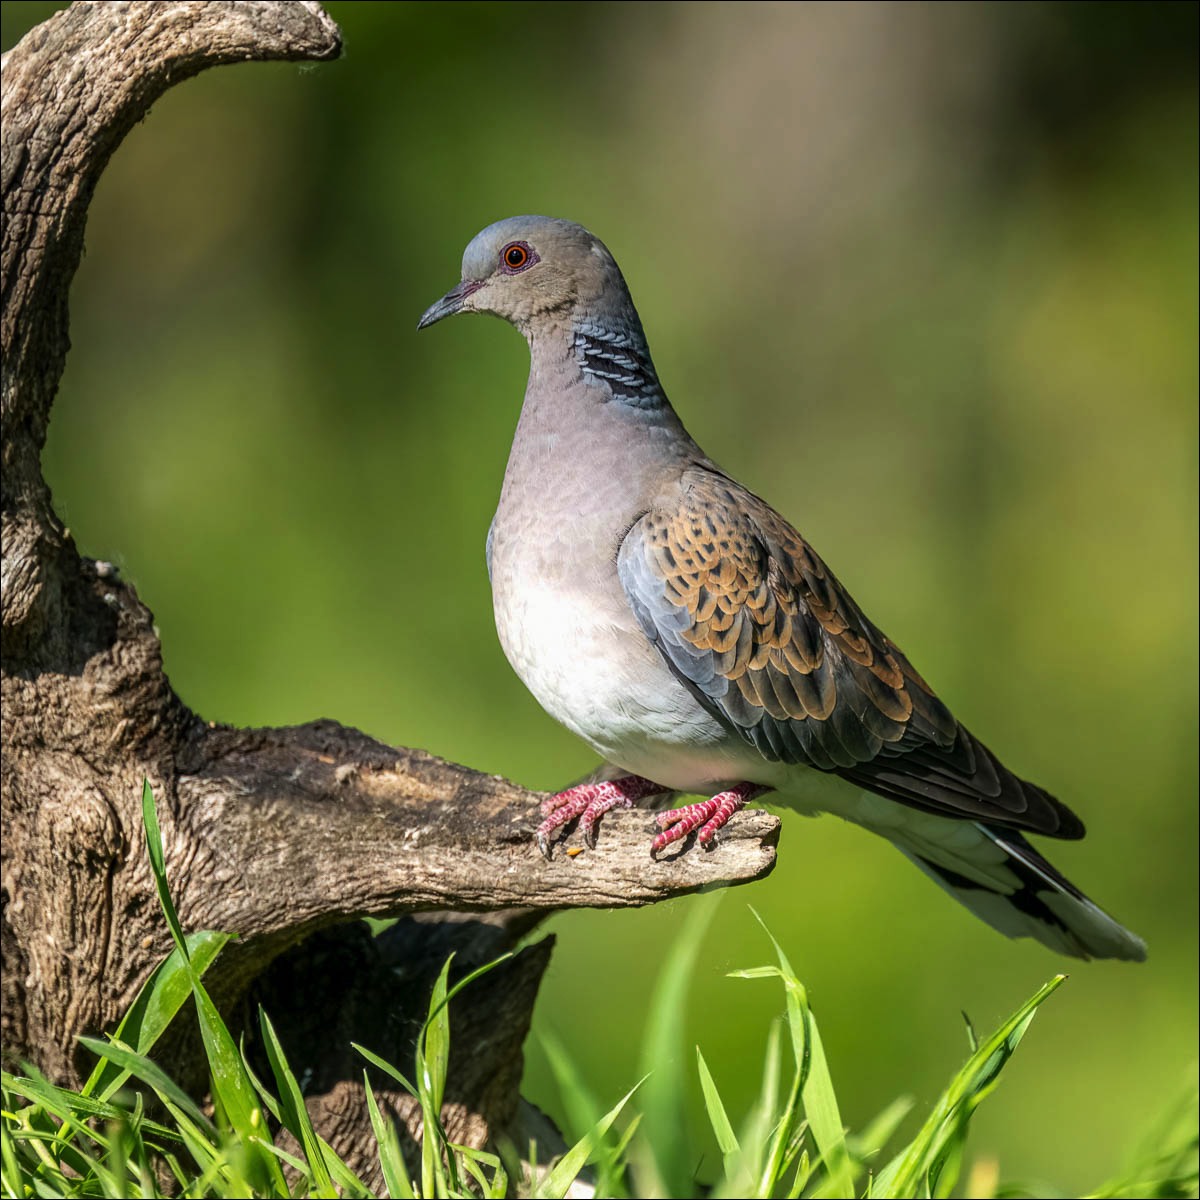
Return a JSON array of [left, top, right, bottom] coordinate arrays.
[[174, 721, 778, 938]]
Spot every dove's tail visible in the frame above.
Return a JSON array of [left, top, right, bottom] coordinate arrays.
[[877, 812, 1147, 961]]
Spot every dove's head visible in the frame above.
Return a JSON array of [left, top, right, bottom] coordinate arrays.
[[418, 216, 634, 337]]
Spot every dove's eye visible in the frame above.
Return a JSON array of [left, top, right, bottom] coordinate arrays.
[[501, 242, 534, 272]]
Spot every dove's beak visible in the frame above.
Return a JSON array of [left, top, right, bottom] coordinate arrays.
[[417, 279, 484, 330]]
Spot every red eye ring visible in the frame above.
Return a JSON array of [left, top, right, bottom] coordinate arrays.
[[501, 242, 532, 272]]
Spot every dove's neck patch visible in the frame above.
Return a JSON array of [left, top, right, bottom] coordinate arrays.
[[572, 318, 664, 410]]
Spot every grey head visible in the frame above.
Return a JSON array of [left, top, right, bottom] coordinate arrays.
[[417, 216, 642, 340]]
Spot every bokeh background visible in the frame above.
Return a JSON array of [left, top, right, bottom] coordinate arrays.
[[3, 1, 1196, 1191]]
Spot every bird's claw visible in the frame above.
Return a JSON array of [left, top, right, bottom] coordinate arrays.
[[534, 775, 670, 856], [648, 783, 769, 859]]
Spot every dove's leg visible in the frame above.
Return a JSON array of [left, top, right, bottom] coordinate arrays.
[[652, 783, 771, 857], [537, 775, 671, 857]]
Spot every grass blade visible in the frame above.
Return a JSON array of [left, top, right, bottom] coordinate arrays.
[[536, 1078, 645, 1199], [801, 1010, 854, 1199], [540, 1028, 630, 1197], [873, 975, 1066, 1199], [364, 1074, 415, 1199], [637, 892, 723, 1197], [140, 780, 189, 957], [140, 780, 285, 1195], [353, 1042, 417, 1097], [419, 955, 454, 1197], [696, 1046, 740, 1180], [750, 911, 854, 1200], [259, 1007, 338, 1197], [75, 1038, 213, 1135], [82, 929, 231, 1101]]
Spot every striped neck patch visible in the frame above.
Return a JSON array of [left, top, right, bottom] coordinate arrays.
[[572, 319, 663, 408]]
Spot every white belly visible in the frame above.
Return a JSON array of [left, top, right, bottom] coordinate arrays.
[[493, 574, 777, 793]]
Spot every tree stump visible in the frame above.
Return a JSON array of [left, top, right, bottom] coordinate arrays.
[[0, 2, 779, 1183]]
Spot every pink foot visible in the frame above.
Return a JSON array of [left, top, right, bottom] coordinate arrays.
[[537, 775, 670, 857], [651, 783, 770, 857]]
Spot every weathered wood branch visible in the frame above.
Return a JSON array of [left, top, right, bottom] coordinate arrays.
[[0, 2, 779, 1181]]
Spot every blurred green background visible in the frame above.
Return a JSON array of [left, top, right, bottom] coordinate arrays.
[[4, 1, 1196, 1191]]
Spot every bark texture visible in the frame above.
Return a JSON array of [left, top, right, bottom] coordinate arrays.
[[0, 2, 779, 1180]]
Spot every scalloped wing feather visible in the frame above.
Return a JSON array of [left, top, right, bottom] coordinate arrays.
[[617, 468, 1084, 839]]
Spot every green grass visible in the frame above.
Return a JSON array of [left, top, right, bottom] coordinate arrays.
[[543, 897, 1197, 1200], [1, 785, 1195, 1198]]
